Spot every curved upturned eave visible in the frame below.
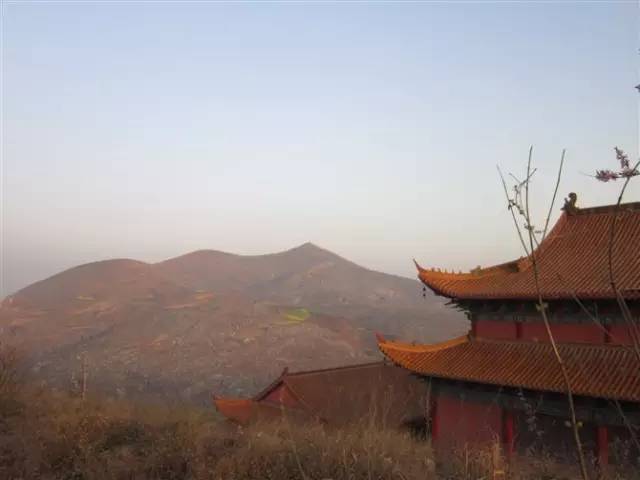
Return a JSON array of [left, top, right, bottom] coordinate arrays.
[[376, 335, 640, 402], [412, 203, 640, 301]]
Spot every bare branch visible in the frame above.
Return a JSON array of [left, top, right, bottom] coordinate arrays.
[[497, 165, 530, 256], [606, 158, 640, 365], [542, 149, 565, 241], [523, 147, 589, 480]]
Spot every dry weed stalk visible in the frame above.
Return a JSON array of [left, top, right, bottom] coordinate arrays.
[[541, 149, 565, 241], [278, 390, 310, 480], [0, 342, 19, 398], [499, 146, 589, 480]]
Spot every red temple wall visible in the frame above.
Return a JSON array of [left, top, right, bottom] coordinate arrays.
[[474, 320, 606, 343], [262, 384, 300, 408], [519, 323, 604, 343], [435, 393, 502, 446], [474, 320, 517, 340], [608, 325, 634, 345]]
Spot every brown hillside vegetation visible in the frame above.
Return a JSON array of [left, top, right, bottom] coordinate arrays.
[[8, 259, 189, 310], [0, 244, 466, 404], [152, 243, 456, 334]]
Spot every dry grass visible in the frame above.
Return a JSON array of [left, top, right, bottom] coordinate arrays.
[[5, 386, 637, 480], [197, 420, 436, 480], [0, 384, 438, 480], [0, 345, 637, 480]]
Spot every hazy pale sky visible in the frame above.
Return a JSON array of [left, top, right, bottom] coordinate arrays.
[[2, 1, 639, 297]]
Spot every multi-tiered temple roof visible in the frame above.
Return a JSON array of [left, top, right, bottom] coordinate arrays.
[[379, 200, 640, 403], [415, 202, 640, 300]]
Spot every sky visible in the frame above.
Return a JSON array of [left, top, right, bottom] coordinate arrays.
[[1, 1, 639, 297]]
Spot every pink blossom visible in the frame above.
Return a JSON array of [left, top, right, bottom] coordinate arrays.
[[620, 167, 639, 179], [595, 170, 619, 182], [615, 147, 630, 169], [593, 147, 638, 182]]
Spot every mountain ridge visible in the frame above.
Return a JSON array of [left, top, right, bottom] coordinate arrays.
[[0, 242, 466, 404], [4, 242, 419, 304]]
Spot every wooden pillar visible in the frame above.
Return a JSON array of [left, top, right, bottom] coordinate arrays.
[[515, 322, 523, 340], [604, 324, 612, 344], [431, 396, 439, 442], [502, 409, 515, 458], [596, 425, 609, 468]]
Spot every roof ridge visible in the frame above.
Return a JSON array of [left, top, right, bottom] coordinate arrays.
[[252, 367, 289, 401], [572, 201, 640, 216]]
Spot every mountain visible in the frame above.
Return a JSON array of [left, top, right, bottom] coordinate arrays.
[[0, 244, 466, 404], [153, 243, 460, 337]]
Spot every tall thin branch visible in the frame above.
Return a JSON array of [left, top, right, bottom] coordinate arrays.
[[607, 158, 640, 364], [566, 290, 622, 345], [497, 165, 530, 256], [523, 147, 589, 480], [564, 281, 640, 363], [607, 158, 640, 287], [542, 149, 565, 241]]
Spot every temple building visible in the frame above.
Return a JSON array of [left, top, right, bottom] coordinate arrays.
[[378, 198, 640, 465], [214, 362, 426, 430]]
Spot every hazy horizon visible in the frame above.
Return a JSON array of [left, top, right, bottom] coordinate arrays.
[[2, 2, 639, 297]]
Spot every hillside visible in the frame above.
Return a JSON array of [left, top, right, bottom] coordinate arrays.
[[0, 244, 466, 404], [154, 243, 461, 338]]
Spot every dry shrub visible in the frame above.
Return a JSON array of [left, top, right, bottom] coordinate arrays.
[[0, 386, 437, 480], [0, 387, 211, 480], [193, 419, 436, 480], [436, 439, 504, 480], [0, 342, 21, 419], [2, 385, 638, 480]]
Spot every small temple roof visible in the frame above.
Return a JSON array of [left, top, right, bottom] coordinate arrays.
[[212, 398, 256, 425], [213, 362, 425, 425], [416, 201, 640, 301], [213, 397, 307, 425], [377, 335, 640, 402]]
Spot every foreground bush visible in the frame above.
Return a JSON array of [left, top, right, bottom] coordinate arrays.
[[195, 420, 436, 480], [0, 386, 437, 480], [1, 385, 637, 479]]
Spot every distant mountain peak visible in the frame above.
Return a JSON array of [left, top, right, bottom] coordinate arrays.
[[294, 241, 322, 251], [284, 242, 339, 260]]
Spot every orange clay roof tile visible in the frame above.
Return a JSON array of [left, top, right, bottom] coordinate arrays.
[[378, 336, 640, 402], [416, 202, 640, 300]]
